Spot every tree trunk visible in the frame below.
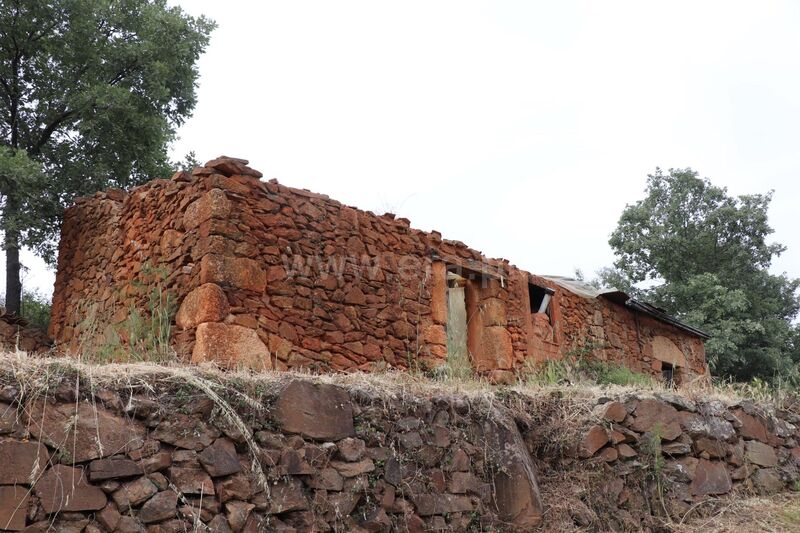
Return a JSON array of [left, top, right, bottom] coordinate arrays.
[[5, 225, 22, 315], [3, 197, 22, 315]]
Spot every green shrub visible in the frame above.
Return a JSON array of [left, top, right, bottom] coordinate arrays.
[[20, 290, 51, 330]]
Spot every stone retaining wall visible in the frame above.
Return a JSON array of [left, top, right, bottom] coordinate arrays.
[[1, 368, 798, 532]]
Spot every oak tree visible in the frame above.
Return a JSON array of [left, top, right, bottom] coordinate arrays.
[[0, 0, 214, 313]]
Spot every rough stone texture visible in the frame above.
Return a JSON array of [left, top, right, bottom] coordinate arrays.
[[89, 458, 142, 481], [28, 400, 145, 463], [690, 460, 732, 496], [112, 477, 158, 510], [0, 312, 50, 354], [745, 440, 778, 467], [629, 399, 681, 440], [580, 425, 609, 458], [175, 283, 230, 330], [198, 438, 241, 477], [36, 465, 107, 513], [273, 381, 354, 440], [49, 156, 708, 380], [479, 410, 544, 528], [2, 374, 798, 531], [200, 254, 266, 293], [139, 491, 179, 523], [0, 440, 47, 484], [0, 486, 29, 530], [192, 322, 272, 370], [601, 401, 628, 423]]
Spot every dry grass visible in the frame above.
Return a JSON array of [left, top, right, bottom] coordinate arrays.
[[672, 493, 800, 533]]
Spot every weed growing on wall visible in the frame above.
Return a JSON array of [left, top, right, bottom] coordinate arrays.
[[77, 262, 177, 362]]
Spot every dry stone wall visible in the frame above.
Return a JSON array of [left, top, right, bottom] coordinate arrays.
[[571, 395, 800, 528], [0, 372, 544, 532], [1, 365, 798, 532], [50, 156, 707, 381]]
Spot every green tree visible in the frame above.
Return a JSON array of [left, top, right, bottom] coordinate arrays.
[[608, 168, 800, 381], [0, 0, 215, 314]]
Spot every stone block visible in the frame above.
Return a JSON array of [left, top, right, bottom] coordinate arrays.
[[481, 298, 507, 327], [0, 440, 47, 484], [184, 188, 232, 230], [477, 326, 513, 371], [192, 322, 272, 371], [690, 460, 731, 496], [273, 380, 354, 441], [200, 254, 267, 293], [36, 465, 107, 513], [0, 486, 28, 530], [176, 283, 230, 330], [28, 401, 146, 463]]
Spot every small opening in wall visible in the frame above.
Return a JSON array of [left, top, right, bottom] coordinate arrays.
[[662, 362, 675, 388], [528, 284, 554, 321]]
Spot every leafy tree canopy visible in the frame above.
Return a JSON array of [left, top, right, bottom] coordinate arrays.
[[606, 168, 800, 381], [0, 0, 215, 313]]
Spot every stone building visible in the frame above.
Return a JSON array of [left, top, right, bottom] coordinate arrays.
[[49, 157, 709, 382]]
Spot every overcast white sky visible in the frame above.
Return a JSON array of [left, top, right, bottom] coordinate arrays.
[[11, 0, 800, 298]]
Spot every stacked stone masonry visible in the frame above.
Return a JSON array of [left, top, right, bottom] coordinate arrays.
[[49, 156, 708, 381], [1, 372, 799, 532]]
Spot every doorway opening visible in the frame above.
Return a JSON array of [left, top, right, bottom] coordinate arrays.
[[662, 362, 675, 387], [446, 272, 471, 377]]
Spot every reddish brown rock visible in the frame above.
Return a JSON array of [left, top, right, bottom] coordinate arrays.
[[200, 254, 267, 293], [225, 500, 255, 532], [184, 188, 232, 230], [199, 438, 241, 478], [0, 486, 29, 530], [192, 322, 272, 370], [153, 414, 220, 450], [112, 477, 158, 511], [176, 283, 230, 330], [0, 402, 25, 438], [413, 494, 474, 516], [330, 458, 375, 478], [28, 400, 145, 463], [267, 478, 308, 514], [617, 443, 637, 459], [139, 490, 179, 523], [36, 465, 107, 513], [96, 504, 121, 530], [734, 409, 769, 443], [629, 399, 681, 440], [479, 411, 543, 529], [89, 458, 142, 481], [168, 466, 215, 496], [477, 326, 513, 371], [337, 437, 366, 462], [205, 156, 263, 178], [0, 440, 47, 484], [580, 425, 609, 458], [599, 447, 619, 462], [690, 460, 731, 496], [273, 380, 354, 441], [745, 440, 778, 467], [430, 262, 447, 325], [601, 401, 627, 423]]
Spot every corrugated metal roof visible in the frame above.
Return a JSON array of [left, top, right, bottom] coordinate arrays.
[[542, 276, 710, 340]]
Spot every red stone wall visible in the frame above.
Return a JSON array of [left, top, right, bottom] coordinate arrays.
[[50, 156, 707, 379]]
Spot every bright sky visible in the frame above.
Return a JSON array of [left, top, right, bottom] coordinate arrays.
[[11, 0, 800, 299]]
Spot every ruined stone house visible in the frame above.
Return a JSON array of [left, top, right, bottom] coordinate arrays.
[[49, 156, 709, 383]]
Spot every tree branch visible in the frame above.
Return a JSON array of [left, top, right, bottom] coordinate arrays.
[[28, 109, 78, 156]]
